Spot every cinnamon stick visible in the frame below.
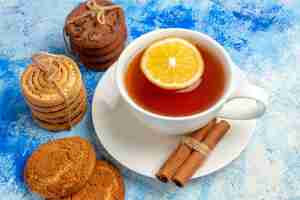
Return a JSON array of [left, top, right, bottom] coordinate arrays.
[[156, 119, 216, 183], [172, 120, 230, 187]]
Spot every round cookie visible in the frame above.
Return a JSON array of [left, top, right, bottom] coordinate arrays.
[[26, 87, 86, 114], [24, 137, 96, 198], [79, 42, 125, 63], [51, 160, 125, 200], [70, 26, 127, 57], [65, 0, 126, 49], [33, 103, 87, 132], [32, 94, 86, 123], [21, 54, 83, 107], [81, 55, 118, 71]]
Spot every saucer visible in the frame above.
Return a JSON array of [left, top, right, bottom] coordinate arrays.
[[92, 63, 256, 179]]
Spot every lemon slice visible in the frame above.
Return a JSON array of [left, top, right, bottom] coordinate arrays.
[[141, 38, 204, 90]]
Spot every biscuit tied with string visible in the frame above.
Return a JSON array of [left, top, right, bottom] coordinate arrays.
[[21, 52, 87, 131]]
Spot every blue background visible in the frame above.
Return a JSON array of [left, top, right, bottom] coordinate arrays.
[[0, 0, 300, 199]]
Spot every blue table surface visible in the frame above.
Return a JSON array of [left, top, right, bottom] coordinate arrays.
[[1, 0, 300, 199]]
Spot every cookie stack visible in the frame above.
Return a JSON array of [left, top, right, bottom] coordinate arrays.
[[24, 137, 125, 200], [64, 0, 127, 71], [21, 53, 87, 132]]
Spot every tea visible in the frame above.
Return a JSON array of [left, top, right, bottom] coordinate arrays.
[[124, 46, 227, 117]]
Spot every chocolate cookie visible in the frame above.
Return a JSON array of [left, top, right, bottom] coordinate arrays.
[[79, 42, 125, 63], [65, 0, 126, 49], [33, 103, 87, 132], [70, 25, 127, 57], [81, 55, 118, 71], [24, 137, 96, 199], [51, 160, 125, 200]]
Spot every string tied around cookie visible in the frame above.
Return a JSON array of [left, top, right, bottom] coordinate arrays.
[[67, 0, 121, 25], [31, 52, 73, 130], [181, 137, 211, 157]]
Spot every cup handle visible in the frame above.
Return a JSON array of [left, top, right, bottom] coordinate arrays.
[[218, 79, 268, 120]]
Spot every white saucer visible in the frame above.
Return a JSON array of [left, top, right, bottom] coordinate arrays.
[[92, 64, 256, 179]]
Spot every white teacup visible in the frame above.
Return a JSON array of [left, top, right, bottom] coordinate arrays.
[[116, 28, 268, 135]]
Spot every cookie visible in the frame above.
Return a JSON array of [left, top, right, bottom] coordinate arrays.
[[51, 160, 125, 200], [24, 137, 96, 198], [33, 103, 87, 132], [21, 54, 83, 107], [65, 0, 126, 49], [26, 87, 86, 114], [70, 25, 127, 57], [81, 56, 118, 71], [32, 94, 86, 123], [79, 42, 125, 63]]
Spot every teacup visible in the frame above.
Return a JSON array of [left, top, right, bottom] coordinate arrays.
[[116, 28, 268, 135]]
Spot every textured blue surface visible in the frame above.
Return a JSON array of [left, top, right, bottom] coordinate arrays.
[[0, 0, 300, 199]]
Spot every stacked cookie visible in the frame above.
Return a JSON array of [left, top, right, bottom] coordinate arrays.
[[64, 0, 127, 71], [24, 137, 125, 200], [21, 53, 87, 132]]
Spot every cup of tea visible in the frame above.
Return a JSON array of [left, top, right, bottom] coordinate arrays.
[[116, 28, 268, 135]]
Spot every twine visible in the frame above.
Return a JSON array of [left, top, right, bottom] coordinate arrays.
[[67, 0, 121, 25], [182, 137, 211, 157], [31, 52, 72, 129]]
